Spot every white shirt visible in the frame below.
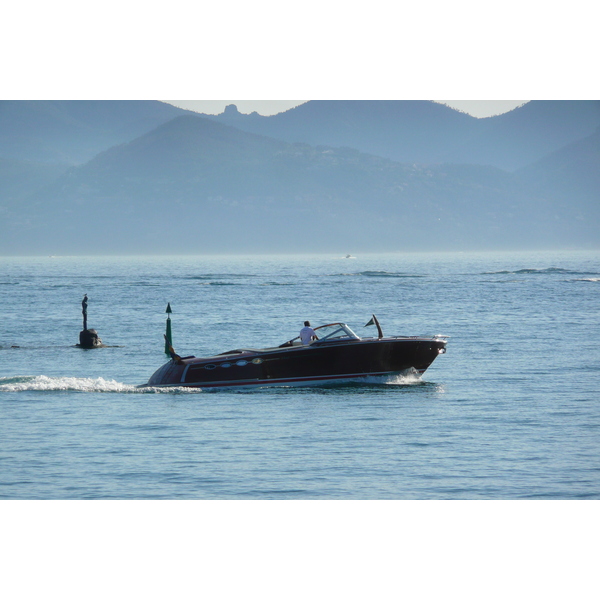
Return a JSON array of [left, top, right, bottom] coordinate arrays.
[[300, 326, 317, 345]]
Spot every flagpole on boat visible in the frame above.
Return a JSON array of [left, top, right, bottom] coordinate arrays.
[[364, 314, 383, 339]]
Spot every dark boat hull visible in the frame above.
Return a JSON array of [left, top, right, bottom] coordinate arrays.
[[143, 337, 447, 389]]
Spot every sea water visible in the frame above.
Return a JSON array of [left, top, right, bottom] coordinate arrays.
[[1, 251, 599, 500]]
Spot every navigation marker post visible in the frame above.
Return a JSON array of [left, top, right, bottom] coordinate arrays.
[[164, 303, 173, 357], [163, 304, 181, 361]]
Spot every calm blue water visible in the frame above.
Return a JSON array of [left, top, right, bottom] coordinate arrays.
[[1, 251, 599, 499]]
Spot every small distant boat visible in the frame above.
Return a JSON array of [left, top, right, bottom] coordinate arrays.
[[142, 318, 448, 389], [345, 254, 355, 259]]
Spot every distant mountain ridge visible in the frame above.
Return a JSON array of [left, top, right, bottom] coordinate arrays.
[[0, 100, 191, 164], [203, 100, 600, 170], [3, 100, 599, 172], [2, 111, 598, 255], [204, 100, 478, 165], [0, 100, 598, 255]]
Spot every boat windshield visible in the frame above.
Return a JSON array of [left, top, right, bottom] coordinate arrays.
[[313, 323, 360, 341], [278, 322, 361, 348]]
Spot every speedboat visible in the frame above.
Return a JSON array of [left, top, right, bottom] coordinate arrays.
[[142, 318, 448, 389]]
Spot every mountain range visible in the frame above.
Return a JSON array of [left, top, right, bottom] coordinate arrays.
[[0, 100, 598, 255], [204, 101, 600, 171]]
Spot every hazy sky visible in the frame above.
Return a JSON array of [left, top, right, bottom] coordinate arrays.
[[165, 100, 528, 118]]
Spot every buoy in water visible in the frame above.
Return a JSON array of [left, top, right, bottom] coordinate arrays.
[[77, 294, 104, 348], [78, 328, 103, 348]]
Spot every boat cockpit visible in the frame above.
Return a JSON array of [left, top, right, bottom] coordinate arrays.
[[279, 322, 360, 348]]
